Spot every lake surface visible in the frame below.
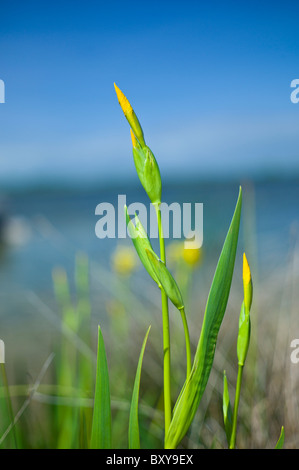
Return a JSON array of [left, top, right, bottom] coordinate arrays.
[[0, 178, 298, 371]]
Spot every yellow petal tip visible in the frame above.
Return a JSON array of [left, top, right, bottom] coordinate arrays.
[[130, 128, 138, 148], [243, 252, 251, 285], [114, 83, 133, 117]]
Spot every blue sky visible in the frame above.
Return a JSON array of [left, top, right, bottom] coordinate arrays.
[[0, 0, 299, 188]]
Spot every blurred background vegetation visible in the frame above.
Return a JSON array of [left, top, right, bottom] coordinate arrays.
[[0, 0, 299, 449]]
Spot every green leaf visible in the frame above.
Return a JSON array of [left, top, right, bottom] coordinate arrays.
[[275, 426, 285, 449], [90, 326, 111, 449], [128, 326, 151, 449], [125, 206, 161, 287], [145, 249, 184, 310], [223, 371, 233, 446], [165, 186, 242, 449]]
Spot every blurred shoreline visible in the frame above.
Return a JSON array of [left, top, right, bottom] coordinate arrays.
[[0, 176, 298, 369]]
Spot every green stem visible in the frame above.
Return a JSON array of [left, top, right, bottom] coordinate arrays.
[[1, 364, 17, 448], [179, 307, 192, 380], [229, 364, 243, 449], [155, 203, 172, 439]]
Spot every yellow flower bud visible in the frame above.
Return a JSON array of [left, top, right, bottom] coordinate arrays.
[[114, 83, 146, 147], [243, 252, 252, 312], [243, 253, 251, 285]]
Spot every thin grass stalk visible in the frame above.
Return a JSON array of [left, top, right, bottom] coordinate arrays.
[[0, 364, 17, 448], [178, 307, 192, 380], [155, 203, 172, 438], [229, 364, 244, 449]]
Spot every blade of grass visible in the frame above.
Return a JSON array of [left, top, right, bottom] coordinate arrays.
[[52, 267, 79, 448], [0, 364, 17, 448], [0, 353, 55, 447], [90, 326, 111, 449], [275, 426, 285, 449], [165, 186, 242, 449], [75, 253, 93, 448], [128, 326, 151, 449], [230, 254, 253, 449]]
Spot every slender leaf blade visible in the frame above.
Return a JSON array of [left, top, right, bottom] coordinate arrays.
[[165, 187, 242, 449], [128, 326, 151, 449], [90, 326, 111, 449], [275, 426, 285, 449]]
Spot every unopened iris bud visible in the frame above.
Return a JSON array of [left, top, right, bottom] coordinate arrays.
[[115, 84, 162, 205], [130, 129, 162, 205], [237, 302, 250, 366], [237, 253, 253, 366], [125, 206, 161, 287], [243, 253, 253, 313], [114, 83, 146, 147], [146, 248, 184, 311]]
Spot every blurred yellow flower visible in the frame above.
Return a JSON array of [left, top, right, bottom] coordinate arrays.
[[167, 241, 184, 265], [183, 245, 202, 267], [167, 240, 202, 268], [111, 245, 138, 276]]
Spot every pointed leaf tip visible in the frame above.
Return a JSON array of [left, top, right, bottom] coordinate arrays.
[[90, 326, 111, 449], [275, 426, 285, 449]]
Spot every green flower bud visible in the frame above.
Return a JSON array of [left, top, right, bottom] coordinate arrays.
[[237, 301, 251, 366], [125, 205, 161, 287], [145, 248, 184, 311], [131, 133, 162, 205], [237, 254, 253, 366]]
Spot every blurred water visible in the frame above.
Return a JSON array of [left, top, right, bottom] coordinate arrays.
[[0, 179, 298, 369]]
